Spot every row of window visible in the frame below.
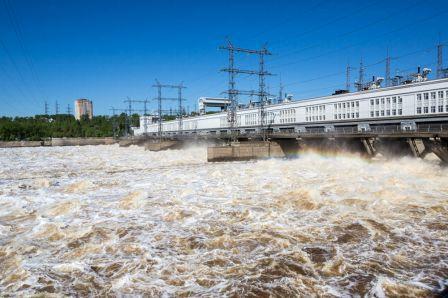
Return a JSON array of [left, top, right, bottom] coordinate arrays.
[[417, 105, 448, 114], [334, 101, 359, 111], [306, 115, 326, 122], [370, 109, 402, 117], [305, 105, 325, 122], [370, 96, 402, 106], [334, 112, 360, 120], [416, 90, 447, 115], [244, 113, 259, 126], [305, 105, 325, 113], [417, 90, 446, 101], [280, 109, 296, 124]]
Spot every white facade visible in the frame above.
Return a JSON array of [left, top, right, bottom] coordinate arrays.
[[134, 78, 448, 135]]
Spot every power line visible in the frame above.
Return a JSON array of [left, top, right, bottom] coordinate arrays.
[[2, 0, 47, 102], [270, 1, 382, 56], [219, 39, 274, 141], [281, 43, 442, 90], [270, 8, 448, 70], [0, 39, 39, 103], [152, 80, 187, 139]]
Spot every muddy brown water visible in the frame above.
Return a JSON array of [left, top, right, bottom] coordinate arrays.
[[0, 145, 447, 297]]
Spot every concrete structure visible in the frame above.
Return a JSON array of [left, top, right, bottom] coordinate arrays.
[[198, 97, 231, 115], [135, 78, 448, 137], [132, 77, 448, 163], [132, 116, 158, 136], [74, 99, 93, 120], [207, 141, 284, 162]]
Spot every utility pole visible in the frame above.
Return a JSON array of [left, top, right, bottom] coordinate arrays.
[[44, 101, 49, 115], [123, 97, 133, 137], [258, 44, 273, 140], [345, 63, 352, 91], [125, 98, 150, 136], [220, 39, 274, 141], [152, 80, 187, 140], [220, 39, 237, 134], [110, 107, 118, 138], [385, 49, 391, 87], [437, 43, 443, 79], [355, 58, 365, 91], [278, 75, 283, 103], [177, 82, 185, 133], [112, 106, 145, 138]]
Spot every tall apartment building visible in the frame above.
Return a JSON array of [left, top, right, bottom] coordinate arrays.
[[74, 99, 93, 120]]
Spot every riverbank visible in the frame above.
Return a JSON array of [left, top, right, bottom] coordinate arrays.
[[0, 137, 118, 148]]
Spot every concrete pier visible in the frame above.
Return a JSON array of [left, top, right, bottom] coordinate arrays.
[[407, 138, 428, 158], [207, 141, 284, 162], [145, 140, 182, 151]]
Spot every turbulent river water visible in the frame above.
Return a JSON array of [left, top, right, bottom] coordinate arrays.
[[0, 145, 447, 297]]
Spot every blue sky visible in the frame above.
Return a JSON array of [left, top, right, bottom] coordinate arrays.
[[0, 0, 447, 116]]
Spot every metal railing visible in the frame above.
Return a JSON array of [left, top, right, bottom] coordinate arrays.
[[266, 123, 448, 136]]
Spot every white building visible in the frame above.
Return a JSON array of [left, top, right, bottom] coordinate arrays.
[[134, 77, 448, 136]]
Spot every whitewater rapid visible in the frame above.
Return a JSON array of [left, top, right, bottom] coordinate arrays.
[[0, 145, 447, 296]]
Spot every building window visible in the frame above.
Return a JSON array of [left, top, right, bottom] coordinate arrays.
[[386, 110, 390, 116], [356, 112, 359, 118], [376, 111, 379, 117], [417, 94, 422, 101], [431, 92, 436, 99], [417, 107, 422, 114], [338, 114, 341, 119], [439, 105, 443, 112], [381, 98, 385, 104], [392, 110, 396, 115], [431, 106, 436, 113], [392, 97, 397, 103], [381, 110, 384, 116], [376, 98, 379, 105], [438, 91, 444, 99], [424, 93, 429, 100], [370, 111, 374, 117], [356, 101, 359, 107], [424, 107, 429, 113], [352, 113, 355, 118], [398, 97, 402, 104], [398, 109, 402, 115], [334, 114, 337, 119], [334, 104, 337, 109], [347, 113, 350, 119], [323, 115, 326, 120], [351, 102, 354, 107], [370, 99, 374, 105]]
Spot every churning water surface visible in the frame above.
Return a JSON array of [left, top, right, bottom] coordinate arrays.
[[0, 145, 447, 297]]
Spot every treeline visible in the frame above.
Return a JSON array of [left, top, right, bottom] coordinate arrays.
[[0, 114, 140, 141]]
